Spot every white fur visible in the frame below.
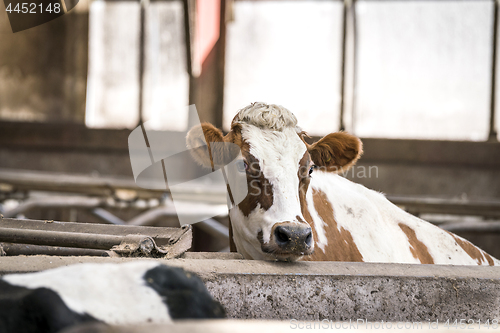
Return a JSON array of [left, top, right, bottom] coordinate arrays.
[[307, 171, 500, 265], [230, 124, 311, 259], [305, 196, 329, 253], [230, 206, 269, 260], [232, 102, 298, 131], [3, 261, 172, 324], [227, 103, 499, 265]]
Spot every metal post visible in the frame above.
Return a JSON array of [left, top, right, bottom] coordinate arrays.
[[489, 0, 499, 142], [138, 0, 149, 126], [339, 0, 351, 132], [183, 0, 194, 77], [350, 0, 358, 134]]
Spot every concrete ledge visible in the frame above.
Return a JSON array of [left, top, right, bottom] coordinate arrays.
[[0, 255, 499, 322], [60, 320, 500, 333]]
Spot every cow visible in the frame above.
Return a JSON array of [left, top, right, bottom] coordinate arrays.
[[187, 102, 499, 266], [0, 261, 225, 333]]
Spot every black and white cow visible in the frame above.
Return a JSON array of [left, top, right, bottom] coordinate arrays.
[[0, 261, 225, 333]]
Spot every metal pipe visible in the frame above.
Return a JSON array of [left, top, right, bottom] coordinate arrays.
[[126, 203, 227, 226], [91, 208, 126, 225], [197, 218, 229, 240], [441, 222, 500, 233], [137, 0, 149, 126], [3, 196, 102, 218], [351, 0, 358, 132], [387, 195, 500, 218], [0, 242, 110, 257], [183, 0, 194, 77], [0, 227, 125, 250], [338, 0, 351, 131], [127, 205, 177, 226], [489, 0, 499, 142]]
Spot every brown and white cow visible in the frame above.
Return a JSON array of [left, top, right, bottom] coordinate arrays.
[[187, 102, 499, 265]]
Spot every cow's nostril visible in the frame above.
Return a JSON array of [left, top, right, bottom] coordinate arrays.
[[275, 226, 290, 244], [305, 228, 312, 247]]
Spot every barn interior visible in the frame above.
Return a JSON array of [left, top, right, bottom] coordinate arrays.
[[1, 0, 500, 331]]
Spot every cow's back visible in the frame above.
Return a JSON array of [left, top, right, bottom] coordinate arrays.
[[303, 171, 499, 266]]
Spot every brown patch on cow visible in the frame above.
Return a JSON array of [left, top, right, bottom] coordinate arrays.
[[297, 150, 312, 218], [297, 151, 312, 178], [447, 232, 494, 266], [228, 216, 237, 252], [398, 223, 434, 264], [298, 151, 313, 227], [237, 154, 274, 216], [226, 124, 245, 150], [187, 122, 251, 169], [306, 132, 363, 173], [301, 189, 363, 262], [257, 230, 264, 247], [484, 252, 495, 266], [227, 125, 274, 217], [187, 123, 226, 168], [299, 181, 313, 225], [483, 251, 495, 266]]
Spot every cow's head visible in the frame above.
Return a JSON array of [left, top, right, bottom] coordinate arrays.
[[186, 103, 362, 261]]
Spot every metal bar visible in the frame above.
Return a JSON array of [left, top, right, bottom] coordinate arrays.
[[0, 217, 193, 257], [0, 168, 159, 200], [338, 0, 351, 131], [441, 222, 500, 233], [183, 0, 195, 76], [489, 0, 499, 142], [0, 217, 187, 239], [351, 0, 358, 132], [184, 0, 198, 117], [0, 168, 227, 203], [126, 202, 227, 226], [138, 0, 149, 126], [0, 243, 110, 257], [215, 0, 228, 129], [387, 195, 500, 218], [0, 227, 126, 250], [197, 218, 229, 240], [127, 205, 177, 226], [3, 196, 103, 218], [91, 208, 126, 225]]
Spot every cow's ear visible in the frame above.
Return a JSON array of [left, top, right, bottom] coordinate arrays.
[[186, 123, 226, 168], [307, 132, 363, 173]]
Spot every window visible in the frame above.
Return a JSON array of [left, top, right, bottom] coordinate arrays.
[[354, 1, 494, 141], [86, 0, 189, 131], [224, 0, 343, 135]]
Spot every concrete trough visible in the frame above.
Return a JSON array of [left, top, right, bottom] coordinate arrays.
[[0, 253, 499, 322]]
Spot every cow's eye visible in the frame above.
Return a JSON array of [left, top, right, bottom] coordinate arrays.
[[309, 166, 314, 175], [236, 160, 248, 173]]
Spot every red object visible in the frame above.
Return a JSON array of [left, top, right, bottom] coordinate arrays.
[[194, 0, 220, 74]]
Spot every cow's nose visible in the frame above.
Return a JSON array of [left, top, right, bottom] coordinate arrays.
[[273, 224, 312, 252]]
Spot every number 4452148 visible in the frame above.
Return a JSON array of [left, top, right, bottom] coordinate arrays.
[[5, 2, 61, 14]]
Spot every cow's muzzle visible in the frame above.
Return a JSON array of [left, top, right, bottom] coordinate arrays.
[[261, 223, 313, 260]]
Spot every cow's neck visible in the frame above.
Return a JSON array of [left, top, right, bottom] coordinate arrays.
[[301, 173, 364, 262]]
